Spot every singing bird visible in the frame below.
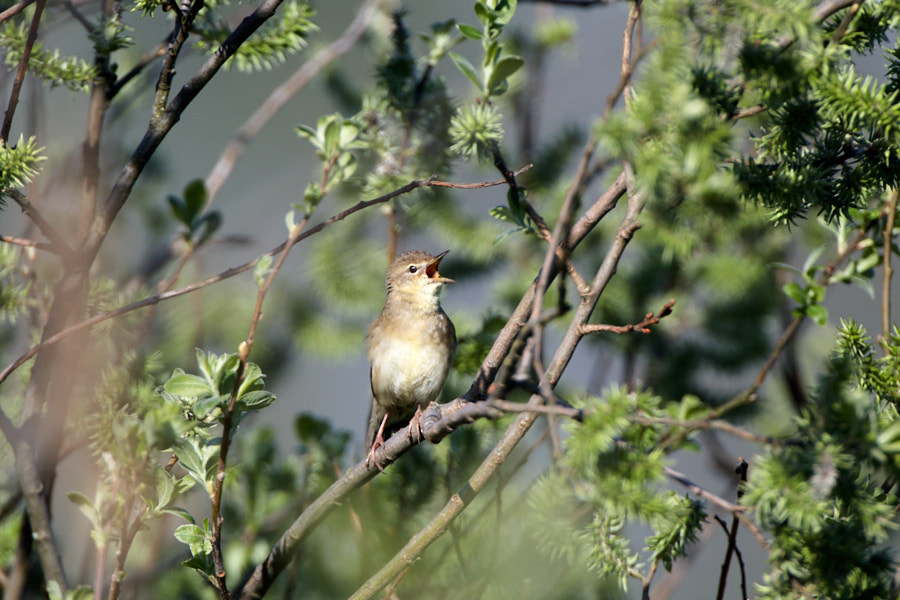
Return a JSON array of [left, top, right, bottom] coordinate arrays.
[[365, 250, 456, 468]]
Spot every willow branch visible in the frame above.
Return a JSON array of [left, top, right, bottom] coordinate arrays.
[[0, 171, 528, 387], [205, 0, 381, 204], [348, 191, 645, 600], [0, 0, 35, 24], [236, 174, 630, 600], [881, 188, 898, 347], [0, 0, 46, 144], [82, 0, 287, 263]]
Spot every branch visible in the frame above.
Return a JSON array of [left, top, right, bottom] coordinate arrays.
[[210, 216, 307, 599], [0, 235, 52, 250], [236, 175, 633, 600], [812, 0, 860, 22], [664, 466, 767, 551], [7, 189, 74, 257], [714, 459, 748, 600], [0, 0, 46, 144], [348, 191, 645, 600], [0, 172, 527, 387], [82, 0, 288, 263], [0, 0, 36, 25], [882, 188, 898, 349], [580, 298, 675, 334], [205, 0, 381, 204], [13, 436, 67, 593]]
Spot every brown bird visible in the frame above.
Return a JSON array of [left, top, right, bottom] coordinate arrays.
[[365, 250, 456, 468]]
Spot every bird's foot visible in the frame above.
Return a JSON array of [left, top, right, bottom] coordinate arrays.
[[365, 438, 386, 472], [407, 405, 426, 444], [366, 412, 390, 472]]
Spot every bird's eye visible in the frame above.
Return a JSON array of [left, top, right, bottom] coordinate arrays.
[[408, 265, 417, 273]]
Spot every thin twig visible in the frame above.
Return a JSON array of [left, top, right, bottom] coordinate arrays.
[[7, 190, 74, 256], [236, 178, 636, 600], [0, 171, 526, 388], [714, 459, 748, 600], [0, 0, 47, 144], [881, 188, 898, 349], [0, 234, 51, 250], [210, 214, 308, 599], [580, 298, 675, 334], [205, 0, 381, 205], [0, 0, 36, 25], [631, 414, 785, 446], [641, 560, 660, 600], [664, 466, 768, 551], [109, 41, 168, 99]]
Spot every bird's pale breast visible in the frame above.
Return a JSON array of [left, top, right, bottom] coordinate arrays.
[[368, 310, 454, 411]]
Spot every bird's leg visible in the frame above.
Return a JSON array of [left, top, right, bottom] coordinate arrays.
[[366, 411, 390, 472]]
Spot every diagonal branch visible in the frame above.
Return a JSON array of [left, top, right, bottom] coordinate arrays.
[[347, 190, 645, 600], [205, 0, 381, 204], [0, 0, 46, 144], [0, 171, 529, 388], [236, 174, 630, 600], [81, 0, 288, 262]]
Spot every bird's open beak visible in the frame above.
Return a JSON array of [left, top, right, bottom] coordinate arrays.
[[426, 250, 455, 284]]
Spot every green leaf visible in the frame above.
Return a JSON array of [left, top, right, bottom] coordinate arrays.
[[173, 439, 205, 479], [807, 303, 828, 326], [167, 196, 189, 226], [449, 51, 482, 90], [193, 394, 228, 418], [66, 492, 100, 529], [237, 390, 276, 411], [487, 55, 524, 93], [782, 282, 806, 305], [173, 524, 206, 546], [194, 211, 221, 245], [164, 373, 212, 398], [155, 468, 175, 509], [255, 255, 273, 290], [182, 179, 207, 224], [457, 23, 483, 41]]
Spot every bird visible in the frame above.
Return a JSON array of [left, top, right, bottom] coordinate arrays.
[[365, 250, 456, 469]]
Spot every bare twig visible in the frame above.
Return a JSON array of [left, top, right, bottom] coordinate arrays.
[[0, 0, 36, 24], [714, 516, 749, 600], [7, 190, 74, 256], [603, 0, 643, 118], [210, 215, 308, 599], [664, 465, 767, 551], [205, 0, 381, 204], [0, 0, 46, 144], [715, 459, 748, 600], [630, 414, 785, 446], [641, 560, 660, 600], [881, 188, 898, 349], [0, 171, 525, 387], [109, 41, 168, 98], [580, 298, 675, 334], [0, 234, 51, 250]]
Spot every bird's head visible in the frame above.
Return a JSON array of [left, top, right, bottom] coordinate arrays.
[[386, 250, 455, 301]]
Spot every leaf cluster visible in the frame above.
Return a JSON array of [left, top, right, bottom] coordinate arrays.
[[193, 1, 317, 72], [0, 22, 98, 92]]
